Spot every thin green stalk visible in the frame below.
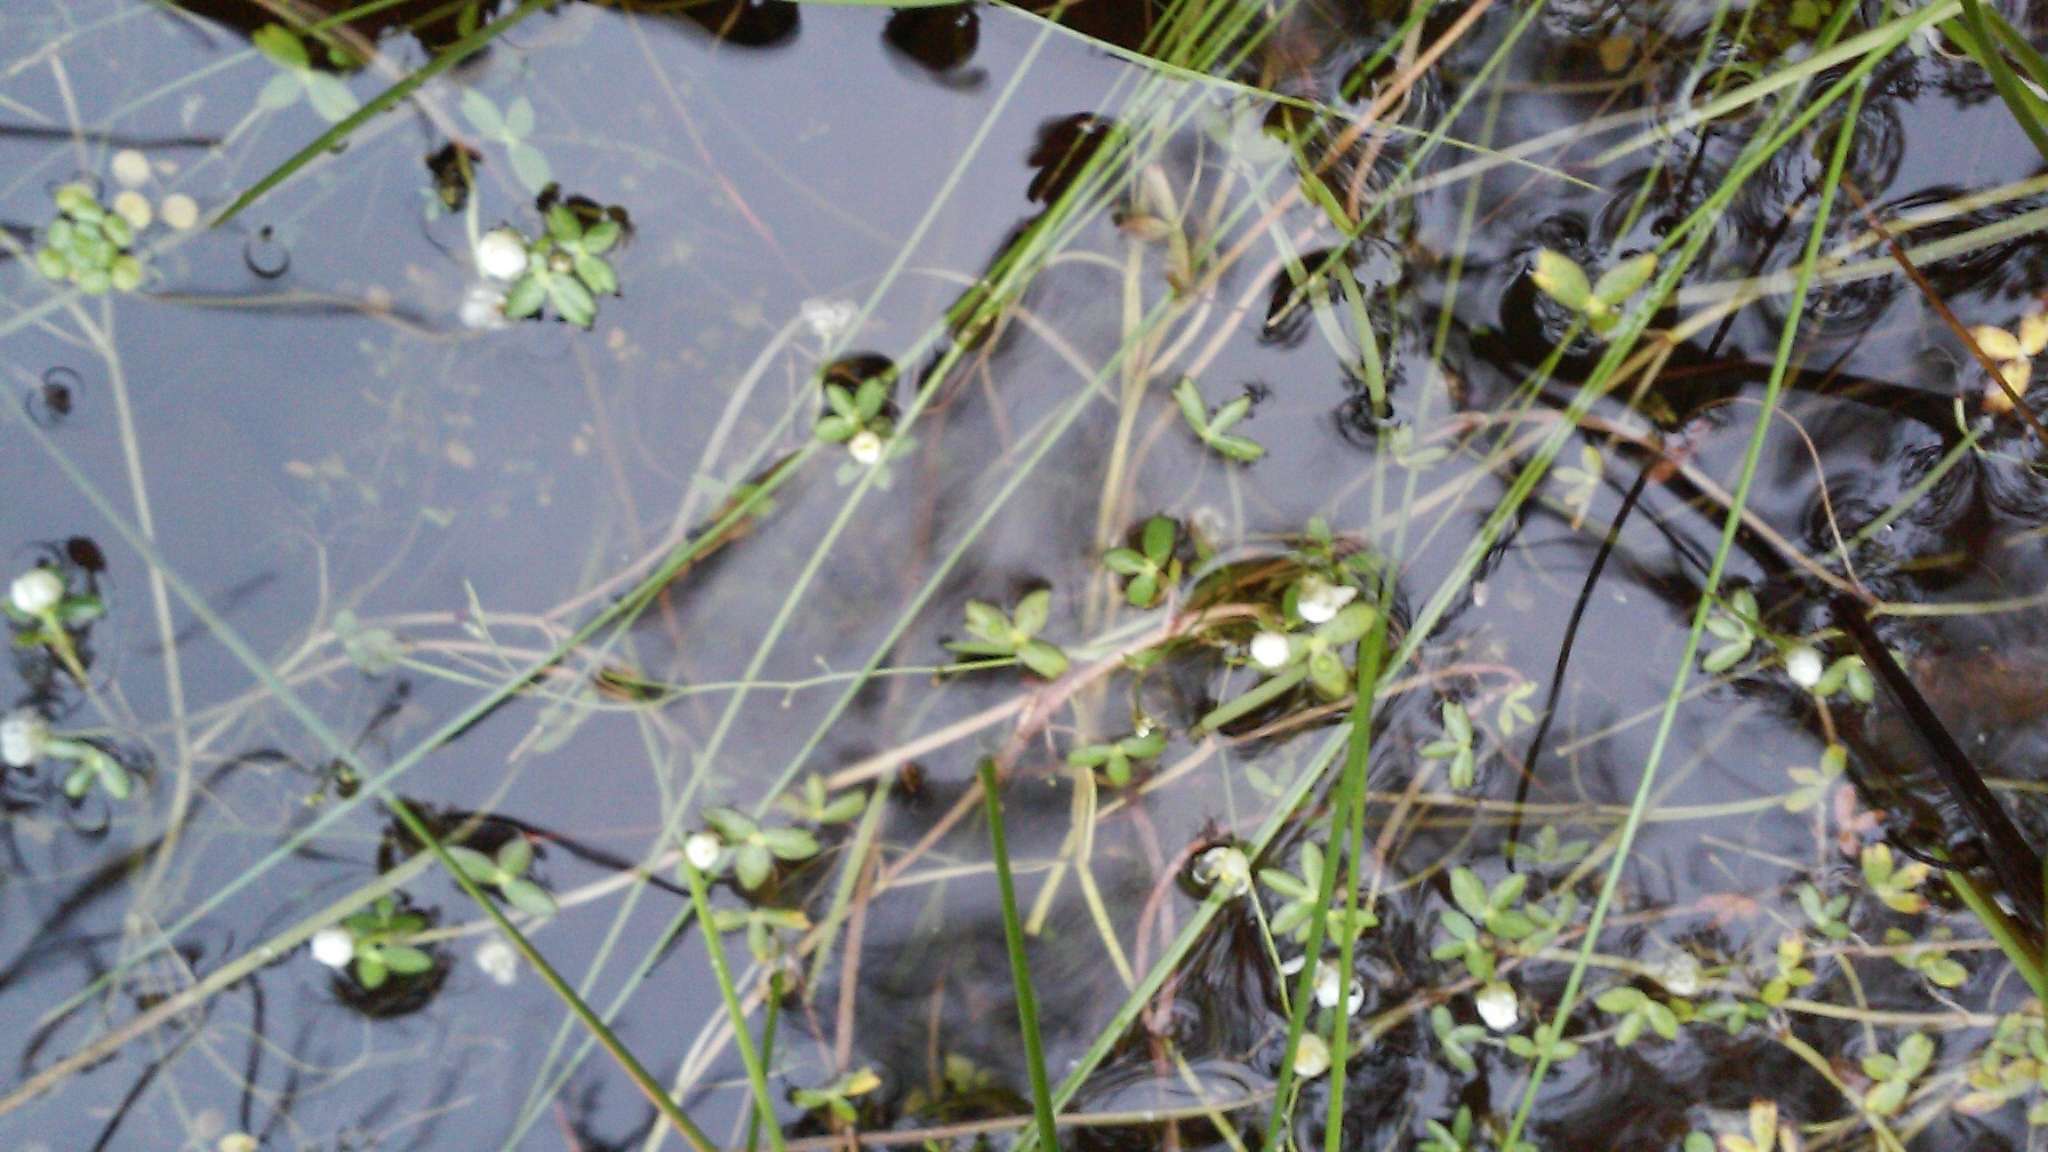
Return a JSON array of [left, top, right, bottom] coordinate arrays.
[[979, 759, 1060, 1152], [684, 863, 789, 1152], [1262, 612, 1386, 1150], [1320, 623, 1379, 1152], [747, 971, 783, 1152]]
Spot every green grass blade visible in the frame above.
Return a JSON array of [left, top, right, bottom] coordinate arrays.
[[684, 863, 789, 1152], [980, 759, 1061, 1152]]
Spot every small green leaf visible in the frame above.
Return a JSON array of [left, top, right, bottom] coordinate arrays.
[[501, 876, 557, 918], [1013, 589, 1051, 637], [509, 141, 552, 193], [760, 827, 820, 860], [257, 71, 303, 111], [574, 254, 618, 296], [546, 204, 582, 243], [382, 944, 434, 974], [1592, 252, 1657, 307], [503, 274, 546, 319], [735, 842, 772, 889], [1307, 647, 1348, 698], [504, 95, 536, 138], [1124, 572, 1158, 607], [1450, 868, 1487, 919], [496, 836, 534, 877], [1210, 395, 1251, 433], [254, 24, 310, 70], [1174, 377, 1208, 432], [1212, 434, 1265, 462], [96, 757, 132, 801], [1141, 515, 1175, 560], [461, 89, 505, 136], [1314, 602, 1376, 646], [705, 807, 757, 841], [582, 219, 621, 255], [1531, 248, 1591, 313], [445, 845, 500, 883], [1019, 639, 1068, 679], [548, 274, 596, 327], [304, 73, 360, 123]]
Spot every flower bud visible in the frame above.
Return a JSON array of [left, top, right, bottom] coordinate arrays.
[[475, 228, 530, 281], [1, 709, 49, 768], [1475, 981, 1520, 1032], [309, 926, 355, 969], [1249, 630, 1292, 670], [10, 567, 64, 617]]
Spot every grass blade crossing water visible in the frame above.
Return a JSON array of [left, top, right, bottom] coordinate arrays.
[[980, 758, 1061, 1152]]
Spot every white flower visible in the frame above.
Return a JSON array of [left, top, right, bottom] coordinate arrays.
[[1, 710, 49, 769], [159, 194, 200, 231], [1249, 630, 1292, 671], [1291, 1031, 1331, 1079], [1312, 958, 1364, 1016], [10, 568, 64, 616], [848, 429, 884, 466], [309, 926, 355, 969], [1655, 950, 1701, 998], [475, 937, 519, 986], [1295, 576, 1356, 625], [475, 228, 530, 281], [112, 190, 153, 231], [111, 149, 152, 188], [800, 297, 859, 345], [1475, 981, 1520, 1032], [1193, 845, 1251, 897], [1784, 645, 1823, 690], [684, 831, 723, 872], [459, 282, 510, 331]]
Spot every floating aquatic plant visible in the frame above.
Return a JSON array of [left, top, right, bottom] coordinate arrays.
[[1101, 515, 1180, 608], [5, 565, 100, 684], [502, 203, 621, 328], [1529, 248, 1659, 337], [444, 836, 557, 918], [36, 184, 143, 295], [1173, 376, 1264, 462], [699, 806, 820, 890], [791, 1067, 881, 1125], [1065, 723, 1164, 788], [319, 896, 436, 990], [0, 708, 130, 800], [460, 89, 552, 193], [946, 589, 1068, 679]]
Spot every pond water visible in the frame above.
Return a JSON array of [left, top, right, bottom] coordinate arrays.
[[6, 1, 2048, 1150]]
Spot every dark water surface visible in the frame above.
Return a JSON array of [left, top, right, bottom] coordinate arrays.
[[6, 2, 2048, 1149]]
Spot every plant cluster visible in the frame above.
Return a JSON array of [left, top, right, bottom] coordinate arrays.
[[36, 185, 144, 294]]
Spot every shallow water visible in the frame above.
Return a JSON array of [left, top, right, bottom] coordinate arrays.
[[6, 2, 2048, 1150]]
